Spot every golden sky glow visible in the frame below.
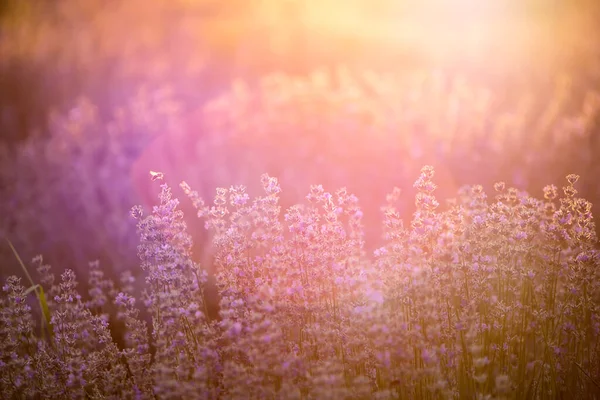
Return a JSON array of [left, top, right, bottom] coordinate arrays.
[[233, 0, 597, 74]]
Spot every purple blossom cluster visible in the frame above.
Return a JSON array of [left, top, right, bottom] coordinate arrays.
[[3, 67, 600, 305], [1, 2, 600, 398], [2, 166, 599, 399]]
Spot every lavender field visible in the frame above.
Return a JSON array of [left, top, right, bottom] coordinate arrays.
[[1, 1, 600, 398]]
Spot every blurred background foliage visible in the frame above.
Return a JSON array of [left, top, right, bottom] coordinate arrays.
[[2, 0, 599, 143], [1, 0, 600, 291]]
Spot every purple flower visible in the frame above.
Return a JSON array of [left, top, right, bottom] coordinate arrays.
[[514, 231, 527, 240]]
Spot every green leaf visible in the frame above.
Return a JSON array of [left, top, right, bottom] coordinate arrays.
[[6, 239, 54, 340]]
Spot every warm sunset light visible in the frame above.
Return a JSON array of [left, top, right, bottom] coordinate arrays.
[[232, 0, 597, 75], [2, 0, 600, 398]]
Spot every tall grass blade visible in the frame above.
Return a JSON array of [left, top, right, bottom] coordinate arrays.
[[6, 239, 54, 340]]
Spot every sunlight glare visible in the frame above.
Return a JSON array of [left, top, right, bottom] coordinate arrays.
[[251, 0, 588, 73]]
